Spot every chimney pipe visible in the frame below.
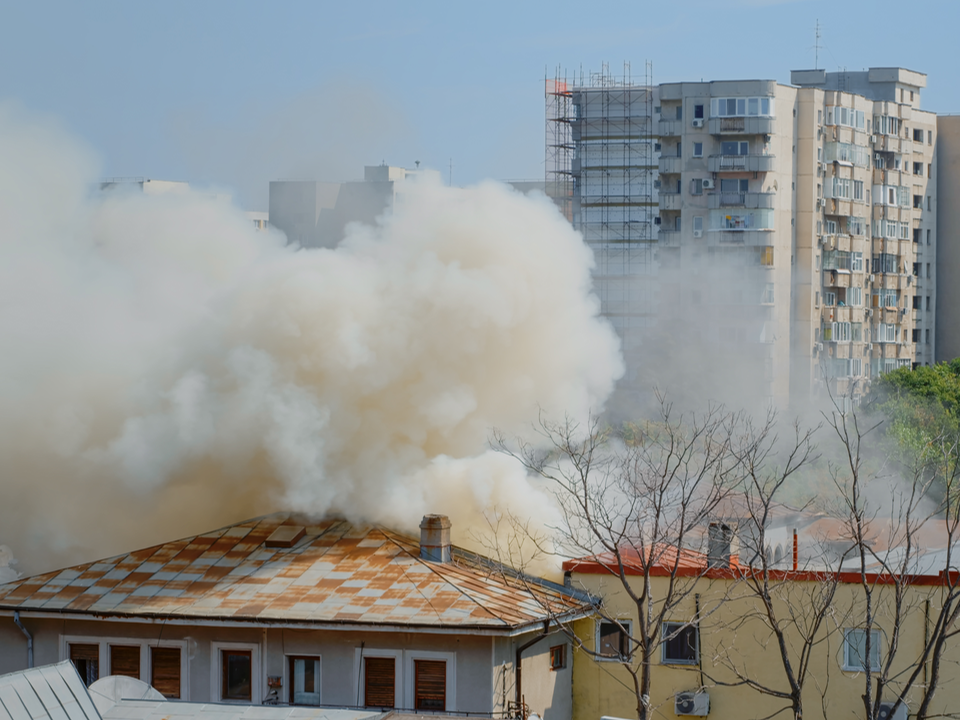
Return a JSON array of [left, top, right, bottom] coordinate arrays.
[[420, 515, 452, 563], [708, 522, 732, 569]]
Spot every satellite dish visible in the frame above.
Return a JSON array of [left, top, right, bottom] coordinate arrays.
[[88, 675, 165, 714]]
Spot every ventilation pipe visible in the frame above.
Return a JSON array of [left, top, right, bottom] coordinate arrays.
[[419, 515, 452, 563], [13, 611, 33, 668]]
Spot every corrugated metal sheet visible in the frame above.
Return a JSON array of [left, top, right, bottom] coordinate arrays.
[[0, 662, 100, 720], [0, 515, 590, 631], [101, 700, 386, 720]]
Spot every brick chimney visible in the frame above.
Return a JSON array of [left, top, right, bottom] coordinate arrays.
[[419, 514, 452, 563]]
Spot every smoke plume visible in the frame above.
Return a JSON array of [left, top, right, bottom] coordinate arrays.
[[0, 102, 623, 574]]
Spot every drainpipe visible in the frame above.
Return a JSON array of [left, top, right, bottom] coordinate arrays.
[[13, 611, 33, 668], [515, 620, 550, 717]]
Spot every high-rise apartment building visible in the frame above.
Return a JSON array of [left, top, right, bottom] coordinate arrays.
[[549, 67, 937, 410]]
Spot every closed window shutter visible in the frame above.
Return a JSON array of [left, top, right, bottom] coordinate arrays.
[[414, 660, 446, 711], [70, 644, 100, 686], [364, 657, 395, 708], [110, 646, 140, 679], [151, 647, 181, 699]]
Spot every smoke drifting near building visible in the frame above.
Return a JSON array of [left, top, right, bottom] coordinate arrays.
[[0, 103, 623, 574]]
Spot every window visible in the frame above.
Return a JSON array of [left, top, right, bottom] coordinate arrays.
[[927, 229, 931, 245], [720, 140, 749, 156], [364, 657, 396, 708], [694, 216, 704, 233], [720, 178, 749, 193], [913, 162, 923, 175], [676, 105, 683, 120], [852, 252, 864, 272], [597, 620, 632, 660], [876, 324, 898, 343], [824, 291, 837, 307], [843, 629, 881, 672], [928, 196, 932, 210], [289, 656, 321, 705], [760, 247, 774, 266], [151, 647, 182, 699], [912, 295, 921, 309], [70, 644, 100, 687], [414, 660, 446, 711], [914, 195, 923, 209], [694, 104, 704, 119], [849, 287, 862, 306], [711, 96, 774, 117], [549, 645, 566, 670], [913, 129, 924, 143], [691, 178, 704, 195], [927, 263, 931, 279], [222, 650, 253, 701], [674, 215, 681, 231], [926, 296, 931, 311], [926, 329, 931, 344], [929, 129, 933, 145], [854, 181, 864, 202], [110, 646, 140, 679], [693, 142, 703, 157], [677, 142, 682, 157], [912, 329, 921, 343], [662, 623, 699, 664], [914, 228, 922, 243]]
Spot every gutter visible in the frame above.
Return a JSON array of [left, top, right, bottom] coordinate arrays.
[[13, 611, 33, 668], [515, 620, 550, 715]]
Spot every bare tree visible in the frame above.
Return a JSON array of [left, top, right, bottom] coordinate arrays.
[[493, 394, 752, 720]]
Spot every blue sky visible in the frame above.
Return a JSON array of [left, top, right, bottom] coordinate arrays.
[[4, 0, 957, 210]]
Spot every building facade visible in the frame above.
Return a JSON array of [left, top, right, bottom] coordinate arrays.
[[549, 67, 938, 411]]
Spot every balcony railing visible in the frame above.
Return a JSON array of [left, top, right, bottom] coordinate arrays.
[[658, 156, 682, 174], [708, 154, 776, 173], [658, 119, 682, 136], [708, 116, 776, 135], [707, 192, 776, 209], [659, 192, 682, 210]]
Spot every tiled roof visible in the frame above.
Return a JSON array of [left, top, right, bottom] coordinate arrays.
[[0, 661, 100, 720], [562, 543, 726, 576], [0, 514, 590, 632]]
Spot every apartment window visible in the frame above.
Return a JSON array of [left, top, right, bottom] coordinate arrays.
[[691, 178, 704, 195], [694, 104, 704, 119], [549, 645, 566, 670], [222, 650, 253, 701], [913, 129, 924, 143], [852, 322, 863, 342], [110, 646, 140, 679], [912, 295, 921, 309], [661, 623, 699, 665], [854, 180, 864, 201], [818, 109, 822, 125], [815, 291, 821, 307], [597, 620, 632, 660], [914, 195, 923, 209], [825, 219, 837, 235], [151, 647, 182, 699], [762, 283, 775, 304], [929, 163, 933, 178], [912, 329, 921, 343], [929, 130, 933, 145], [926, 329, 931, 344], [721, 178, 749, 192], [928, 196, 932, 210], [852, 252, 864, 272], [69, 644, 100, 686], [825, 291, 837, 307], [927, 296, 931, 311], [849, 287, 862, 306], [414, 660, 446, 711], [913, 262, 920, 277], [674, 216, 681, 231], [927, 229, 931, 245], [914, 228, 922, 243], [927, 263, 931, 278], [364, 657, 396, 707], [720, 140, 749, 156], [760, 247, 774, 266], [843, 629, 881, 672], [913, 162, 923, 175], [694, 216, 704, 233], [677, 142, 682, 157], [289, 656, 321, 705], [693, 142, 703, 157], [711, 96, 773, 117], [676, 105, 683, 120]]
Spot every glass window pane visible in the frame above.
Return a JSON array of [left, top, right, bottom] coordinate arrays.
[[223, 651, 252, 701], [761, 98, 770, 115], [737, 98, 746, 115], [748, 98, 759, 116]]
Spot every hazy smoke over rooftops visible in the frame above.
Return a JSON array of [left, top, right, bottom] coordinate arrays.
[[0, 102, 623, 574]]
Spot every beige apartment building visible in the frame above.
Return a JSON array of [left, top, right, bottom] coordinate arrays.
[[551, 67, 938, 410]]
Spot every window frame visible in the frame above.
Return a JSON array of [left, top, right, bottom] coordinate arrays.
[[61, 635, 189, 698], [596, 619, 633, 662], [843, 628, 881, 672], [404, 650, 456, 712], [549, 645, 567, 670], [212, 641, 260, 704], [661, 622, 699, 665]]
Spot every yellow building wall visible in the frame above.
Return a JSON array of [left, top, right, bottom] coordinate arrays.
[[570, 572, 960, 720]]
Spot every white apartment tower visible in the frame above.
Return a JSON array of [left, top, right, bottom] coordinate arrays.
[[549, 67, 937, 410]]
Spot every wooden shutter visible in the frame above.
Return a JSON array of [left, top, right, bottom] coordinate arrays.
[[414, 660, 446, 711], [110, 646, 140, 679], [151, 647, 181, 699], [364, 657, 395, 708]]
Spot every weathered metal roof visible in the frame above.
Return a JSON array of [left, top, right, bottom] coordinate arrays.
[[101, 698, 386, 720], [0, 514, 590, 632], [0, 661, 100, 720]]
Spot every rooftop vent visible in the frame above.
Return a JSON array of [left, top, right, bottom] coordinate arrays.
[[265, 525, 305, 548], [708, 522, 733, 568], [420, 515, 452, 563]]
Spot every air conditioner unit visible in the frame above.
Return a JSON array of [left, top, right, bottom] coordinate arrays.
[[818, 199, 826, 209], [877, 701, 908, 720], [693, 230, 703, 238], [871, 135, 878, 144], [701, 179, 715, 190], [692, 119, 704, 128], [675, 692, 710, 716], [869, 274, 876, 282], [817, 343, 824, 353]]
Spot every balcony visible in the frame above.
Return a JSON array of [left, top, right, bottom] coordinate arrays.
[[659, 156, 682, 174], [658, 119, 683, 136], [715, 229, 775, 246], [708, 116, 776, 135], [708, 154, 776, 173], [707, 192, 776, 209], [659, 192, 682, 211], [658, 229, 679, 244]]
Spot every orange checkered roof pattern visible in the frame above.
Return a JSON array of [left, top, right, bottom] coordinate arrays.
[[0, 513, 593, 632]]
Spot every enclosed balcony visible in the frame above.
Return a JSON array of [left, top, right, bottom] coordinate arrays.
[[708, 154, 776, 173], [659, 156, 682, 174], [658, 119, 683, 136], [708, 116, 776, 135], [659, 192, 682, 211], [707, 192, 775, 209]]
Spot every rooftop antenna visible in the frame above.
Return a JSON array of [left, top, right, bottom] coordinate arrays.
[[814, 19, 821, 70], [448, 158, 454, 187]]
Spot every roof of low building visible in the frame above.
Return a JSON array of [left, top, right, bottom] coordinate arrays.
[[0, 513, 591, 633], [0, 661, 100, 720]]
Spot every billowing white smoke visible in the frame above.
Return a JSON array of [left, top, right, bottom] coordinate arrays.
[[0, 103, 623, 573]]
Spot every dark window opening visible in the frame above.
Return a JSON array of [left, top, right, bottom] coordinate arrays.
[[694, 104, 704, 119], [662, 623, 699, 664], [289, 656, 321, 705], [549, 645, 566, 670], [222, 650, 252, 701], [70, 644, 100, 687], [598, 621, 631, 659]]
